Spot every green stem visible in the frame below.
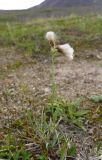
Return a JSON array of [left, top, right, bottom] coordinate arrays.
[[50, 48, 57, 102]]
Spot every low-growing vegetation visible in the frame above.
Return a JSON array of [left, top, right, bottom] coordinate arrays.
[[0, 95, 102, 159], [0, 15, 102, 54], [0, 15, 102, 159]]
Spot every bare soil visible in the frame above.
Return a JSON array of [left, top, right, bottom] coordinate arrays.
[[1, 48, 102, 101]]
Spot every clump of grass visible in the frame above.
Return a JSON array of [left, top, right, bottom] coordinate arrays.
[[46, 97, 89, 131], [0, 133, 32, 159], [24, 105, 77, 159], [1, 95, 101, 159]]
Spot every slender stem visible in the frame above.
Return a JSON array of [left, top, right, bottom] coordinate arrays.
[[50, 48, 57, 102]]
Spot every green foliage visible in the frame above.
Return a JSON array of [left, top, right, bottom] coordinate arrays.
[[96, 141, 102, 156], [0, 134, 31, 159], [26, 106, 77, 159], [90, 95, 102, 103], [68, 145, 77, 157], [9, 149, 31, 160], [46, 97, 89, 131], [39, 155, 48, 160], [0, 15, 102, 53]]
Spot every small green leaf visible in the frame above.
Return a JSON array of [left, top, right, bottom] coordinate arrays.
[[75, 110, 89, 117], [39, 155, 48, 160], [68, 146, 77, 157]]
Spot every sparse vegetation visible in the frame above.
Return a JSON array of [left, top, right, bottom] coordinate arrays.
[[0, 15, 102, 54], [0, 15, 102, 159]]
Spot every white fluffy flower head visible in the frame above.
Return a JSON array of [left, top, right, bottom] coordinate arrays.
[[57, 43, 74, 61], [45, 31, 57, 47]]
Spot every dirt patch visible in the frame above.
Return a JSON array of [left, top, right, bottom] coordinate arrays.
[[0, 47, 102, 107]]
